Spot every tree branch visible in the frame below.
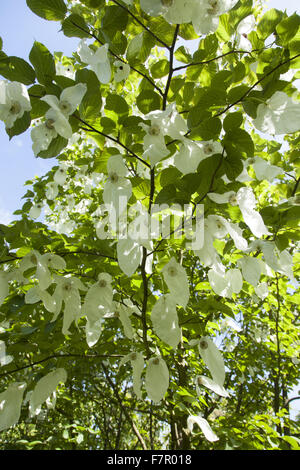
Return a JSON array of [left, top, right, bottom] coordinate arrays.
[[76, 116, 151, 168], [213, 52, 300, 119], [110, 0, 171, 50], [71, 20, 163, 95], [0, 353, 123, 379], [163, 24, 180, 110], [101, 362, 148, 450]]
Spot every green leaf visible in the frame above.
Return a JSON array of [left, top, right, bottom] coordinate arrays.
[[29, 84, 48, 119], [29, 41, 56, 85], [150, 59, 169, 79], [276, 13, 300, 45], [6, 112, 31, 140], [175, 46, 192, 64], [190, 117, 222, 141], [148, 16, 174, 46], [160, 167, 181, 187], [179, 23, 198, 40], [19, 325, 38, 336], [38, 135, 68, 159], [196, 154, 224, 200], [105, 93, 129, 117], [76, 69, 102, 119], [26, 0, 67, 21], [224, 128, 254, 158], [62, 14, 90, 38], [80, 0, 104, 7], [223, 155, 244, 181], [0, 56, 36, 85], [257, 8, 284, 40], [155, 184, 177, 205], [216, 14, 231, 42], [136, 90, 162, 114], [223, 112, 243, 132], [126, 33, 155, 66], [227, 84, 249, 104], [102, 5, 128, 33]]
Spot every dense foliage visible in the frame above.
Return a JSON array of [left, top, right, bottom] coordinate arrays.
[[0, 0, 299, 450]]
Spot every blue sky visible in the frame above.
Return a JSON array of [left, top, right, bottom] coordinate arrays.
[[0, 1, 78, 223], [0, 0, 299, 419]]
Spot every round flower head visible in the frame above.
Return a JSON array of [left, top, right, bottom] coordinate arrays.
[[114, 61, 130, 82], [0, 80, 31, 129]]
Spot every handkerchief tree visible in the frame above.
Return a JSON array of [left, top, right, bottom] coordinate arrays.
[[0, 0, 299, 450]]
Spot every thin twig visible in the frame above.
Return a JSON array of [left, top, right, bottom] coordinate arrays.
[[101, 362, 148, 450], [110, 0, 171, 49], [76, 116, 150, 168]]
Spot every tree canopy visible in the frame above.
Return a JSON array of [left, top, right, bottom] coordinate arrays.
[[0, 0, 299, 451]]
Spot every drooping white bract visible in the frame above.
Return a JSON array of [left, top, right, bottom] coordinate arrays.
[[117, 238, 143, 278], [201, 139, 223, 158], [31, 120, 57, 156], [236, 187, 270, 238], [114, 60, 130, 82], [41, 83, 87, 118], [162, 257, 190, 308], [82, 272, 113, 346], [31, 107, 73, 156], [207, 190, 236, 205], [194, 215, 247, 271], [198, 336, 226, 387], [145, 356, 169, 403], [0, 340, 13, 367], [18, 251, 50, 291], [140, 103, 188, 167], [25, 285, 57, 313], [151, 294, 181, 349], [236, 15, 256, 51], [54, 164, 68, 186], [248, 240, 296, 282], [187, 415, 219, 442], [209, 187, 268, 238], [139, 120, 170, 167], [44, 108, 73, 140], [119, 352, 144, 399], [49, 212, 76, 236], [208, 266, 243, 298], [29, 202, 43, 219], [253, 91, 300, 135], [147, 103, 188, 141], [196, 375, 229, 398], [174, 138, 206, 175], [193, 217, 223, 272], [211, 214, 248, 252], [220, 316, 242, 333], [77, 40, 111, 84], [237, 256, 265, 287], [254, 282, 269, 300], [113, 300, 137, 340], [103, 154, 132, 222], [0, 80, 31, 129], [250, 156, 283, 182], [140, 0, 194, 24], [45, 181, 59, 200], [29, 368, 67, 417], [56, 62, 75, 79], [0, 382, 26, 432], [18, 251, 66, 291], [192, 0, 239, 35], [51, 275, 87, 335]]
